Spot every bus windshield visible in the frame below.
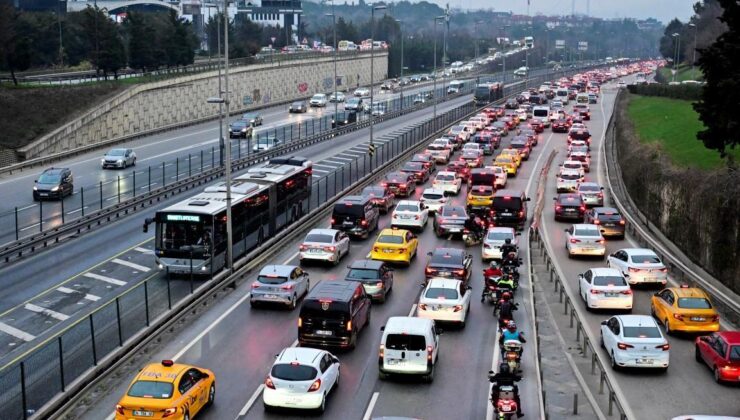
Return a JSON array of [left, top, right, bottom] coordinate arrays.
[[156, 214, 213, 253]]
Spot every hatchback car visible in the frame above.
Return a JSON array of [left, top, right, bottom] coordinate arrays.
[[115, 360, 215, 420], [577, 182, 604, 206], [382, 172, 416, 198], [391, 200, 429, 231], [241, 112, 263, 126], [417, 278, 472, 327], [424, 247, 472, 284], [400, 161, 430, 183], [229, 120, 253, 138], [651, 286, 720, 334], [578, 268, 632, 311], [345, 259, 394, 302], [694, 331, 740, 383], [607, 248, 668, 286], [33, 167, 73, 200], [289, 101, 308, 113], [299, 229, 350, 265], [420, 188, 448, 214], [102, 148, 136, 169], [263, 347, 340, 412], [585, 207, 626, 238], [553, 193, 586, 221], [482, 227, 518, 261], [601, 315, 670, 371], [251, 265, 310, 309], [432, 171, 462, 195], [370, 228, 419, 266]]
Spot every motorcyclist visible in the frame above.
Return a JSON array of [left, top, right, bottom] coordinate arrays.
[[488, 362, 524, 418], [499, 238, 518, 261], [493, 290, 513, 314], [482, 261, 504, 302], [464, 213, 486, 241], [484, 260, 503, 279], [497, 296, 519, 325], [499, 320, 527, 346]]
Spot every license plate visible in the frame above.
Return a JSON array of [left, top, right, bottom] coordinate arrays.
[[264, 294, 278, 300], [315, 330, 333, 336], [384, 249, 394, 253], [691, 317, 706, 322], [501, 213, 512, 216], [40, 193, 48, 197], [402, 215, 412, 219], [603, 223, 615, 227], [387, 359, 404, 365], [643, 277, 657, 282], [565, 209, 575, 212], [604, 293, 619, 297], [636, 358, 653, 364], [501, 404, 512, 411], [448, 228, 461, 232], [133, 411, 153, 417], [309, 249, 323, 253]]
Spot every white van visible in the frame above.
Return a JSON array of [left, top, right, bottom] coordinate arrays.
[[532, 106, 551, 127], [556, 88, 570, 104], [447, 80, 465, 94], [378, 316, 441, 382]]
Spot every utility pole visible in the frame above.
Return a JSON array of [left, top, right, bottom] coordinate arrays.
[[433, 16, 444, 121], [216, 5, 224, 167], [369, 4, 387, 160], [223, 0, 233, 271], [396, 19, 404, 105]]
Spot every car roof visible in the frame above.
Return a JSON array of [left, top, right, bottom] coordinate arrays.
[[306, 280, 362, 302], [487, 226, 515, 234], [431, 247, 463, 257], [276, 347, 324, 365], [378, 228, 408, 237], [42, 167, 68, 174], [572, 224, 599, 231], [436, 171, 456, 176], [136, 361, 190, 384], [616, 315, 659, 328], [384, 316, 434, 335], [348, 259, 384, 270], [560, 169, 582, 176], [427, 277, 462, 289], [307, 228, 338, 236], [622, 248, 657, 256], [258, 265, 296, 277], [495, 189, 523, 198], [668, 286, 710, 299], [589, 267, 622, 277], [422, 188, 445, 194], [397, 200, 420, 206]]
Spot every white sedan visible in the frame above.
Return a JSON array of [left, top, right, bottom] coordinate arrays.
[[417, 278, 472, 327], [310, 93, 328, 107], [420, 188, 448, 214], [354, 87, 371, 96], [556, 169, 584, 193], [560, 160, 586, 178], [391, 200, 429, 231], [607, 248, 668, 286], [485, 166, 508, 188], [432, 171, 462, 195], [299, 228, 350, 265], [565, 224, 606, 257], [578, 267, 633, 311], [329, 92, 346, 102], [462, 143, 483, 154], [482, 227, 518, 261], [425, 143, 451, 164], [263, 347, 340, 412], [600, 315, 670, 371]]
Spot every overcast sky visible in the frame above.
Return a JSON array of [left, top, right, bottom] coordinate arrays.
[[418, 0, 697, 24]]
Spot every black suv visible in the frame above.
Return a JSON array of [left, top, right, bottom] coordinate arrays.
[[553, 193, 585, 221], [345, 259, 394, 302], [331, 195, 379, 239], [491, 189, 530, 230], [424, 248, 473, 285], [298, 281, 371, 349], [33, 167, 73, 200], [331, 111, 358, 128]]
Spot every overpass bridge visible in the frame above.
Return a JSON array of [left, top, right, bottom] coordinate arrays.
[[66, 0, 181, 15]]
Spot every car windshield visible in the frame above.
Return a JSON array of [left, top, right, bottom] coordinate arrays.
[[729, 346, 740, 362], [579, 185, 601, 192], [430, 252, 461, 265], [441, 207, 466, 217], [378, 235, 404, 244], [305, 233, 333, 243], [403, 163, 423, 171], [312, 95, 324, 100], [271, 364, 318, 381], [564, 163, 581, 169], [597, 212, 623, 221], [471, 188, 492, 196], [108, 149, 125, 156], [385, 334, 426, 351], [362, 187, 385, 197], [630, 254, 661, 264], [623, 326, 662, 339], [558, 195, 581, 204], [425, 287, 459, 300], [257, 275, 288, 285], [38, 172, 61, 183], [127, 381, 174, 399], [677, 297, 712, 309], [347, 99, 360, 104], [487, 231, 512, 241], [396, 204, 419, 212], [333, 203, 364, 218], [574, 228, 600, 236], [560, 173, 581, 180], [593, 276, 626, 286], [292, 102, 303, 107], [243, 113, 258, 119], [423, 192, 444, 200], [436, 174, 455, 181], [231, 121, 247, 127], [346, 268, 379, 280]]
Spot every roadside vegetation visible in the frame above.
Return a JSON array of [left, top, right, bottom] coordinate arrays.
[[657, 65, 704, 82]]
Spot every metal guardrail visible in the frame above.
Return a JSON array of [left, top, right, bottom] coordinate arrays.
[[529, 227, 630, 420], [602, 90, 740, 325]]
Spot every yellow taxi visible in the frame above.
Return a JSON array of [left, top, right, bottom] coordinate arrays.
[[493, 155, 518, 176], [650, 285, 720, 334], [466, 185, 494, 210], [116, 360, 215, 420], [370, 228, 418, 265], [499, 148, 522, 167]]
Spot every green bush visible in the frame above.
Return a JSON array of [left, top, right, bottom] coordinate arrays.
[[626, 83, 702, 100]]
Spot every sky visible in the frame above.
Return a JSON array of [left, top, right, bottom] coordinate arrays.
[[418, 0, 697, 24]]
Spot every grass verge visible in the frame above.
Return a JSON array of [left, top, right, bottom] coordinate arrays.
[[658, 65, 704, 82], [626, 95, 738, 170]]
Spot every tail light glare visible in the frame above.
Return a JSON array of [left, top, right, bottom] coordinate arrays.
[[673, 313, 684, 321], [570, 238, 581, 243], [593, 219, 600, 225], [280, 284, 294, 290], [628, 267, 640, 273], [519, 210, 524, 218], [579, 206, 586, 212], [659, 268, 668, 273], [298, 317, 303, 328], [330, 218, 336, 225], [251, 283, 260, 289], [265, 377, 276, 389], [299, 244, 308, 251], [376, 281, 384, 288], [617, 342, 634, 350], [381, 182, 388, 187], [621, 290, 633, 295], [324, 246, 336, 252], [590, 289, 600, 294], [454, 269, 466, 276], [346, 320, 353, 332], [360, 219, 369, 227], [555, 205, 562, 211], [711, 315, 720, 322], [379, 344, 385, 359], [115, 405, 124, 415], [657, 343, 670, 351], [453, 305, 463, 312], [597, 239, 605, 244], [373, 247, 380, 252], [163, 408, 178, 418], [427, 345, 434, 361], [307, 378, 322, 392]]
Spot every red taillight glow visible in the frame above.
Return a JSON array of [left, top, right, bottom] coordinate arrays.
[[617, 342, 634, 350], [379, 344, 385, 358], [308, 379, 322, 392], [657, 343, 670, 351], [453, 305, 463, 312], [163, 408, 178, 418], [427, 345, 434, 361], [619, 220, 626, 225], [593, 219, 600, 225], [280, 284, 294, 290], [555, 205, 562, 211], [324, 246, 336, 252], [621, 290, 633, 295], [265, 377, 276, 389], [298, 317, 303, 328], [115, 405, 124, 415], [454, 269, 466, 276], [346, 320, 353, 332], [360, 219, 369, 227], [590, 289, 600, 294], [628, 267, 640, 273], [570, 238, 581, 243]]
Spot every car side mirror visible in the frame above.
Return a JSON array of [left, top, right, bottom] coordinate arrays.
[[380, 326, 385, 331], [600, 321, 607, 326], [34, 180, 38, 183], [488, 370, 494, 375], [332, 356, 340, 363], [427, 252, 433, 257], [699, 336, 709, 343], [564, 228, 569, 232], [578, 274, 584, 279], [436, 328, 444, 335], [466, 286, 472, 290], [654, 292, 660, 297], [552, 197, 557, 200]]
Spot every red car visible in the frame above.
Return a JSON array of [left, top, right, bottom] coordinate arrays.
[[529, 120, 544, 133], [446, 161, 471, 182], [552, 119, 571, 133], [695, 331, 740, 383]]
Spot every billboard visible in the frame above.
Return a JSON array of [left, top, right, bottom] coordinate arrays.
[[578, 41, 588, 51], [555, 40, 565, 49]]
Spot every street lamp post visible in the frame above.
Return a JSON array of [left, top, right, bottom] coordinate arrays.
[[396, 19, 404, 106], [206, 3, 225, 167], [689, 23, 697, 74], [433, 16, 444, 121], [672, 32, 680, 83], [369, 4, 387, 156], [474, 20, 483, 66], [325, 3, 338, 123], [57, 0, 64, 67]]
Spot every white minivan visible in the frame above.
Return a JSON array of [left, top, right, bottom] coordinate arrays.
[[556, 88, 570, 104], [378, 316, 441, 382], [532, 106, 551, 127]]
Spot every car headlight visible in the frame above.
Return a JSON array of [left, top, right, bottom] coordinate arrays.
[[117, 159, 123, 163], [101, 159, 105, 164], [33, 185, 38, 191], [241, 128, 247, 132], [51, 186, 59, 192]]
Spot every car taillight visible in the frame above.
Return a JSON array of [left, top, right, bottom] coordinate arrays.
[[711, 315, 720, 322], [163, 408, 178, 418], [346, 320, 353, 331], [381, 182, 387, 187], [324, 246, 336, 252], [330, 218, 336, 225], [298, 317, 303, 328], [659, 268, 668, 273], [579, 206, 586, 212], [619, 220, 626, 225], [519, 210, 524, 218], [673, 313, 684, 321], [307, 378, 322, 392], [555, 205, 562, 211], [589, 289, 600, 294], [360, 219, 369, 227], [596, 240, 605, 244], [454, 269, 465, 276], [280, 284, 294, 290], [570, 238, 581, 243], [617, 342, 634, 350], [425, 267, 434, 274], [597, 192, 603, 197], [115, 405, 124, 415], [419, 303, 427, 310], [265, 377, 276, 389], [251, 282, 260, 289], [373, 247, 380, 252], [299, 244, 308, 251], [656, 343, 670, 351], [427, 345, 434, 361], [592, 219, 600, 225], [414, 215, 420, 220], [621, 290, 633, 295], [483, 243, 491, 249], [379, 344, 385, 358], [628, 267, 640, 273], [453, 305, 463, 312]]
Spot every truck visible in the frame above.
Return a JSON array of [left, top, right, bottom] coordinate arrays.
[[473, 82, 503, 106]]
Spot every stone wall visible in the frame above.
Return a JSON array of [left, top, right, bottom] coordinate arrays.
[[18, 52, 388, 160]]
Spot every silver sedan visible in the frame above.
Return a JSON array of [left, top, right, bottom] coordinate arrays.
[[101, 148, 136, 169], [565, 223, 606, 258]]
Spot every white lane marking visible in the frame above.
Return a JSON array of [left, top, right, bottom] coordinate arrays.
[[18, 204, 35, 211], [362, 392, 381, 420], [408, 304, 417, 317], [321, 159, 348, 165], [282, 251, 300, 266], [112, 258, 151, 272], [312, 169, 329, 174], [66, 207, 88, 215], [291, 338, 299, 347], [83, 272, 126, 286], [57, 286, 100, 302], [104, 413, 115, 420], [139, 138, 219, 163], [524, 130, 556, 198], [330, 156, 354, 162], [135, 247, 153, 254], [485, 330, 502, 420], [140, 183, 158, 190], [24, 303, 70, 321], [236, 384, 265, 418], [172, 292, 252, 361], [0, 321, 36, 341], [19, 223, 40, 232]]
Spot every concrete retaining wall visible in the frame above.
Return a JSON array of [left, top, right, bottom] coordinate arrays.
[[18, 52, 388, 160]]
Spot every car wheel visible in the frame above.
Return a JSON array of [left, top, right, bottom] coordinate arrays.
[[713, 366, 722, 383], [425, 364, 435, 383], [599, 333, 605, 349], [610, 352, 619, 371], [183, 412, 190, 420], [378, 370, 388, 380], [695, 345, 703, 363], [664, 319, 672, 335], [289, 294, 297, 310], [317, 393, 326, 413], [206, 383, 215, 407]]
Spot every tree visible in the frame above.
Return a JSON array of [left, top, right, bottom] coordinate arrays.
[[126, 11, 158, 71], [693, 0, 740, 156], [233, 15, 263, 56], [659, 18, 686, 63], [96, 21, 126, 78], [336, 17, 358, 42], [0, 4, 32, 85]]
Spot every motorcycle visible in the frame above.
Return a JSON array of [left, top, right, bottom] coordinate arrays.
[[502, 340, 523, 374], [463, 229, 483, 247], [501, 264, 520, 286], [481, 271, 502, 304], [491, 385, 518, 420]]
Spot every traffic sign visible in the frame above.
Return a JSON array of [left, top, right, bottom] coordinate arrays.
[[368, 143, 376, 156]]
